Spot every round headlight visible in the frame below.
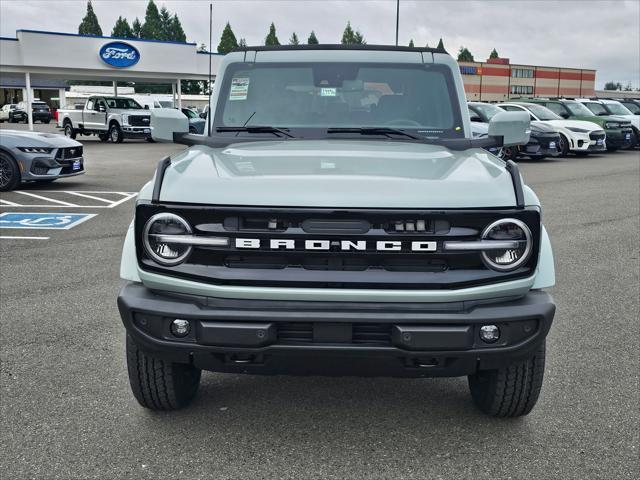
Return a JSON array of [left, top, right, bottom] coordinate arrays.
[[143, 213, 192, 266], [481, 218, 532, 271]]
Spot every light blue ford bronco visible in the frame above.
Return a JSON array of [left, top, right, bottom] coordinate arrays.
[[118, 45, 555, 417]]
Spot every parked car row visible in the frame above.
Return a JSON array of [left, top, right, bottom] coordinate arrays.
[[468, 97, 638, 160], [0, 101, 52, 124]]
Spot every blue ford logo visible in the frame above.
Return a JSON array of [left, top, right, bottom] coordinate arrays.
[[99, 41, 139, 68]]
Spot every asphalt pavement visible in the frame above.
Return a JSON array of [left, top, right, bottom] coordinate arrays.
[[1, 122, 638, 479]]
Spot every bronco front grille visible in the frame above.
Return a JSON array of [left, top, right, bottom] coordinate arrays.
[[135, 204, 541, 289]]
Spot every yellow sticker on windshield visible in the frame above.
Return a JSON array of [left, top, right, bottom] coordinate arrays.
[[230, 77, 250, 101]]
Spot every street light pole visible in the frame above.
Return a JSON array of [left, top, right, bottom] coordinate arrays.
[[395, 0, 399, 46]]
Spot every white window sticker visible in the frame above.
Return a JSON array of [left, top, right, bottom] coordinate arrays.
[[229, 77, 250, 101], [320, 87, 337, 97]]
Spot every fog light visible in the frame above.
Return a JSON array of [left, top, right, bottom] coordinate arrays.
[[479, 325, 500, 343], [171, 319, 191, 337]]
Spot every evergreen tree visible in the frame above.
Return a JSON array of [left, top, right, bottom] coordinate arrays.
[[354, 30, 366, 44], [408, 39, 414, 47], [169, 14, 186, 42], [341, 21, 356, 44], [111, 16, 133, 38], [265, 23, 280, 45], [489, 48, 499, 59], [159, 6, 172, 41], [140, 0, 163, 40], [307, 30, 319, 44], [218, 22, 238, 54], [78, 1, 102, 36], [436, 38, 445, 50], [457, 46, 474, 62], [289, 32, 300, 45], [238, 38, 247, 48], [132, 18, 142, 38]]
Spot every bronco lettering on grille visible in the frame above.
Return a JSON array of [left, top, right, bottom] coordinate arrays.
[[235, 238, 437, 252]]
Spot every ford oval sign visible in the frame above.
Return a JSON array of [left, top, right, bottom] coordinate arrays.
[[99, 42, 139, 68]]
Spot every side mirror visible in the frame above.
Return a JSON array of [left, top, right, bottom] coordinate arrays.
[[560, 112, 569, 119], [199, 112, 207, 119], [97, 105, 106, 112], [151, 108, 189, 142], [144, 105, 150, 110], [488, 111, 530, 147]]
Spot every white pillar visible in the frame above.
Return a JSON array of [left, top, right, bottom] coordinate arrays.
[[25, 72, 33, 131], [113, 81, 118, 97], [171, 82, 176, 108], [177, 78, 182, 109], [58, 88, 66, 109]]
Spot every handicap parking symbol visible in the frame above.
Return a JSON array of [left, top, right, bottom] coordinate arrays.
[[0, 212, 97, 230]]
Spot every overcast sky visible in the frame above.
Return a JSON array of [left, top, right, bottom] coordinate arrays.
[[1, 0, 638, 88]]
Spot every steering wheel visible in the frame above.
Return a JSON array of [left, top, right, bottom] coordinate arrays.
[[384, 119, 422, 127]]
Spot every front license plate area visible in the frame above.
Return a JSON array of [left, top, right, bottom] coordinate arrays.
[[72, 160, 81, 171]]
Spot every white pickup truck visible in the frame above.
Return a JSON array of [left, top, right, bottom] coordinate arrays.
[[57, 96, 152, 143]]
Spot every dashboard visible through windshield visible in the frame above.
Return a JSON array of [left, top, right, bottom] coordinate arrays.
[[213, 62, 463, 139]]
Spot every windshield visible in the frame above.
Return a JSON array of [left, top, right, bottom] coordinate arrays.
[[605, 102, 632, 115], [104, 97, 143, 109], [526, 104, 561, 121], [214, 62, 462, 138], [469, 103, 502, 121], [565, 102, 595, 116], [621, 102, 640, 114], [583, 102, 608, 116], [159, 100, 174, 108]]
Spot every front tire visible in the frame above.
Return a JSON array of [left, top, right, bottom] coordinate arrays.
[[126, 335, 201, 410], [109, 123, 123, 143], [557, 134, 570, 157], [64, 123, 76, 139], [0, 151, 21, 192], [468, 341, 546, 417]]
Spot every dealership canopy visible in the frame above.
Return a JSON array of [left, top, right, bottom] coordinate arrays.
[[0, 29, 223, 129]]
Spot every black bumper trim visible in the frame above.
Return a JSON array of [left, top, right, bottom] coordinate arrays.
[[119, 283, 555, 377]]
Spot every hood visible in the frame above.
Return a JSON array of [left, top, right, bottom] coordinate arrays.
[[545, 119, 602, 131], [0, 130, 82, 148], [530, 121, 557, 134], [159, 140, 518, 209], [610, 114, 640, 129], [118, 109, 151, 116]]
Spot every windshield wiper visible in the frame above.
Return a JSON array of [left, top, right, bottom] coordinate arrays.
[[326, 127, 422, 140], [216, 126, 294, 138]]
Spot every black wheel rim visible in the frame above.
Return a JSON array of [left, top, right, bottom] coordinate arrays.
[[0, 156, 14, 189]]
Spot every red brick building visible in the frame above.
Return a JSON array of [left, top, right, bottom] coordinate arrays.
[[459, 57, 596, 102]]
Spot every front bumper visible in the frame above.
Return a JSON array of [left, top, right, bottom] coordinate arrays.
[[118, 282, 555, 378], [122, 126, 151, 138], [19, 154, 85, 180], [522, 134, 560, 158], [605, 128, 634, 149]]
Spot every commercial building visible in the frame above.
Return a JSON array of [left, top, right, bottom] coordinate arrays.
[[459, 57, 596, 102], [0, 29, 222, 129]]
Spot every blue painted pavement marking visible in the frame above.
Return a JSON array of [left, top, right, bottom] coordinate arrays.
[[0, 212, 97, 230]]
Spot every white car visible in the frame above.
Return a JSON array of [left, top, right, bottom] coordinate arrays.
[[576, 98, 640, 143], [0, 104, 18, 122], [497, 102, 606, 156]]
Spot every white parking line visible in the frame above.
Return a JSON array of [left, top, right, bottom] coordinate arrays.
[[0, 236, 50, 240], [15, 191, 79, 206], [64, 191, 114, 203], [0, 191, 137, 208]]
